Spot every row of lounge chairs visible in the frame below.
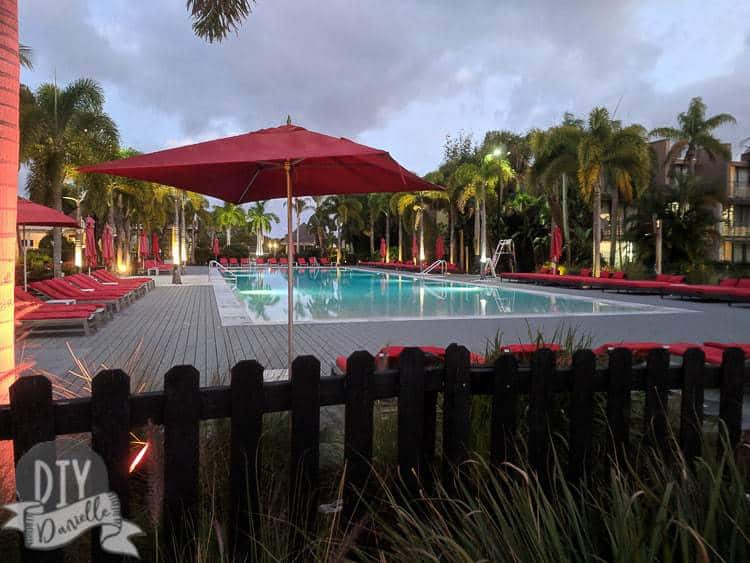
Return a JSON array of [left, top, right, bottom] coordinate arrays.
[[218, 256, 335, 267], [358, 260, 461, 274], [502, 268, 750, 303], [333, 341, 748, 374], [19, 270, 154, 335], [143, 260, 173, 275]]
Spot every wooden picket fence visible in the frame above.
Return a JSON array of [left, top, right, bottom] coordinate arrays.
[[0, 344, 746, 562]]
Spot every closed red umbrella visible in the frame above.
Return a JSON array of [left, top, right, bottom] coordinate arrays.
[[435, 236, 445, 260], [80, 120, 441, 372], [152, 232, 161, 262], [549, 224, 563, 262], [212, 235, 220, 258], [379, 237, 387, 261], [139, 231, 150, 259], [84, 216, 97, 268], [101, 224, 115, 267]]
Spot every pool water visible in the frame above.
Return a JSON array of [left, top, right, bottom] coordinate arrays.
[[228, 267, 656, 324]]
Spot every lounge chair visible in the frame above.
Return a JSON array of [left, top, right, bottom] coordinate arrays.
[[592, 341, 744, 366], [240, 257, 250, 266], [268, 257, 278, 265], [593, 342, 668, 358], [280, 257, 289, 265], [320, 257, 330, 266], [255, 257, 266, 265], [66, 273, 137, 302], [703, 342, 750, 357], [144, 259, 173, 275], [229, 257, 239, 266], [30, 279, 127, 312], [15, 287, 107, 335], [334, 345, 486, 374], [309, 256, 319, 267], [92, 269, 154, 291], [297, 257, 307, 266], [219, 257, 229, 267]]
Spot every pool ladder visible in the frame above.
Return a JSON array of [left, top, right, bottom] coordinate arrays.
[[208, 260, 238, 282], [421, 259, 447, 276]]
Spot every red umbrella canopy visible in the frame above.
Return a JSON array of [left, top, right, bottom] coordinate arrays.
[[379, 237, 387, 259], [16, 197, 79, 227], [212, 236, 220, 257], [435, 236, 445, 260], [549, 224, 563, 261], [101, 224, 115, 266], [152, 232, 161, 260], [85, 216, 97, 267], [139, 232, 150, 257], [79, 123, 438, 203]]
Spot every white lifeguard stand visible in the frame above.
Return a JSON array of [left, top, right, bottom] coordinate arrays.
[[482, 239, 516, 278]]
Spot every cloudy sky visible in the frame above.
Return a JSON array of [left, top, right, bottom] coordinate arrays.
[[19, 0, 750, 235]]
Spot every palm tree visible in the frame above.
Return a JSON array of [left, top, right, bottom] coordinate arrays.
[[395, 191, 445, 264], [331, 196, 363, 263], [455, 160, 485, 270], [213, 202, 246, 246], [367, 193, 389, 259], [482, 131, 528, 240], [307, 196, 334, 250], [187, 0, 256, 42], [283, 197, 313, 253], [246, 201, 279, 256], [650, 97, 736, 176], [390, 192, 405, 261], [21, 78, 119, 276], [529, 119, 584, 265], [577, 108, 651, 277]]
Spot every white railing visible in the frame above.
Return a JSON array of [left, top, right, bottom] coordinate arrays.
[[421, 259, 447, 276], [208, 260, 237, 280]]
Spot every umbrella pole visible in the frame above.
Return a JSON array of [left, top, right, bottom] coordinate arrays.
[[285, 160, 294, 376]]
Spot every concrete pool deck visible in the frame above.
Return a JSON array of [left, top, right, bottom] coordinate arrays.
[[14, 265, 750, 425]]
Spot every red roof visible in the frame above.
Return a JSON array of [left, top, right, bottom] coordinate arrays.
[[16, 197, 79, 228]]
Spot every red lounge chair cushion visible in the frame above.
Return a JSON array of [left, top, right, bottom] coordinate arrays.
[[579, 268, 591, 277], [668, 343, 725, 365], [703, 342, 750, 357], [593, 342, 666, 356], [719, 278, 739, 287], [655, 274, 672, 282], [667, 275, 686, 283], [499, 343, 561, 356], [335, 345, 486, 373], [611, 271, 626, 279], [737, 278, 750, 288]]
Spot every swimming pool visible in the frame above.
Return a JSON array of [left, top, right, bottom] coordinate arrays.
[[224, 267, 662, 324]]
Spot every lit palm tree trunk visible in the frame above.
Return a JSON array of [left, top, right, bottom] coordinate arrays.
[[385, 212, 390, 262], [418, 210, 425, 263], [397, 213, 403, 261], [592, 177, 602, 277], [369, 212, 375, 257], [609, 187, 619, 267], [0, 0, 18, 378], [256, 228, 263, 255], [172, 197, 181, 284], [473, 202, 480, 269], [562, 173, 571, 265], [449, 205, 455, 264]]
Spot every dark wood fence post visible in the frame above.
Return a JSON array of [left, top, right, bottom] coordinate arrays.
[[9, 375, 62, 563], [343, 350, 375, 526], [443, 344, 471, 486], [644, 348, 670, 456], [163, 365, 201, 558], [289, 355, 321, 557], [491, 353, 518, 466], [606, 348, 632, 465], [398, 348, 425, 495], [679, 348, 705, 463], [230, 360, 265, 562], [567, 350, 595, 483], [528, 349, 555, 489], [91, 369, 131, 563], [718, 347, 744, 456]]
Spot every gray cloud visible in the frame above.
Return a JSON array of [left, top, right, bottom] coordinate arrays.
[[20, 0, 750, 176]]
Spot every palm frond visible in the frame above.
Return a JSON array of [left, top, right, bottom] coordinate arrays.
[[187, 0, 255, 43]]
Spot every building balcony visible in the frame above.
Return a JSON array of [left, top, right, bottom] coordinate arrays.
[[728, 181, 750, 200], [721, 224, 750, 238]]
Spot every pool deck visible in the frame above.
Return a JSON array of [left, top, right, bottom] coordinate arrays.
[[16, 267, 750, 415]]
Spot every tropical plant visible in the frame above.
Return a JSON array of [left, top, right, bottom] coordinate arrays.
[[307, 196, 335, 251], [576, 107, 650, 277], [455, 160, 485, 270], [394, 191, 438, 264], [213, 202, 246, 246], [481, 130, 528, 239], [246, 201, 279, 256], [187, 0, 256, 42], [20, 78, 119, 276], [330, 196, 363, 262], [650, 97, 736, 176], [283, 197, 313, 254]]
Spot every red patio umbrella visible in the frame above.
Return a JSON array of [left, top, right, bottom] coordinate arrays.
[[435, 236, 445, 260], [16, 197, 79, 290], [212, 235, 220, 259], [152, 232, 161, 262], [139, 231, 150, 260], [84, 216, 97, 269], [379, 237, 387, 262], [101, 224, 115, 268], [411, 233, 419, 263], [80, 120, 441, 372], [549, 224, 563, 272]]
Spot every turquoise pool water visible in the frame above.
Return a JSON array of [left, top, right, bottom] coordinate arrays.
[[228, 267, 655, 324]]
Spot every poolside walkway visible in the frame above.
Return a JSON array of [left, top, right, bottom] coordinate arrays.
[[16, 267, 750, 420]]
